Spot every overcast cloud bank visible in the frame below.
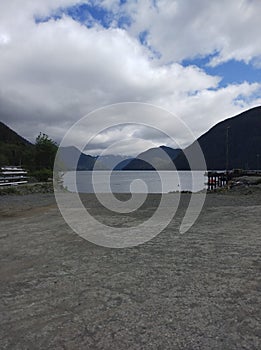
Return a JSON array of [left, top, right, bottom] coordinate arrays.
[[0, 0, 261, 154]]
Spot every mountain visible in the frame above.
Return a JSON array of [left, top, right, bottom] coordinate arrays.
[[123, 107, 261, 171], [114, 158, 135, 170], [0, 121, 32, 146], [0, 121, 34, 167], [95, 155, 131, 170], [0, 120, 131, 171], [56, 146, 96, 170], [2, 106, 260, 171], [123, 146, 181, 170], [56, 149, 133, 170], [174, 106, 261, 170]]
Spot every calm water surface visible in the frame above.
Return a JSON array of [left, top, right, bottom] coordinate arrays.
[[63, 171, 206, 193]]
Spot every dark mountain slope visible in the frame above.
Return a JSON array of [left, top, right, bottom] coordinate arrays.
[[123, 146, 181, 170], [0, 121, 34, 166], [114, 158, 134, 170], [0, 121, 32, 146], [175, 106, 261, 170]]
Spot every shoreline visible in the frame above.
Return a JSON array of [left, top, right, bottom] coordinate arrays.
[[1, 185, 261, 219]]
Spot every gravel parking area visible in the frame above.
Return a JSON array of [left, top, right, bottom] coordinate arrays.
[[0, 192, 260, 349]]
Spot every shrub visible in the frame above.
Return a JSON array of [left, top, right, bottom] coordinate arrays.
[[30, 169, 53, 182]]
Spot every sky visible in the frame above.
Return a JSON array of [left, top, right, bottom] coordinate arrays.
[[0, 0, 261, 155]]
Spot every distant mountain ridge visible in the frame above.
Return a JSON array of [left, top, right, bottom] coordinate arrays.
[[95, 155, 131, 170], [123, 146, 181, 170], [123, 106, 261, 170], [57, 146, 96, 170], [1, 106, 260, 170], [57, 147, 132, 170]]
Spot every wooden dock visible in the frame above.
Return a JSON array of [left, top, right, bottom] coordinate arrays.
[[206, 172, 230, 190], [206, 169, 261, 191]]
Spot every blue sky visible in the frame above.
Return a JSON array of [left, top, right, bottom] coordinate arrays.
[[1, 0, 261, 153], [35, 2, 132, 29], [183, 57, 261, 88]]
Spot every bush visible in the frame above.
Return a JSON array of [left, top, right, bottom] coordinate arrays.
[[30, 169, 53, 182], [0, 186, 17, 195], [256, 177, 261, 185]]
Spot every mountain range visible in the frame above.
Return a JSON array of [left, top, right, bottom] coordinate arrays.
[[56, 146, 132, 171], [124, 106, 261, 170], [1, 106, 260, 170], [122, 146, 181, 170]]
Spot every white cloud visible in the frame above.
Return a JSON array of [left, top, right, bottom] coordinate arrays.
[[104, 0, 261, 66], [0, 0, 260, 154]]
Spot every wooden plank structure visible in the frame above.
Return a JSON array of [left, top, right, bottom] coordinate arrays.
[[206, 169, 261, 191], [206, 171, 229, 190], [0, 166, 28, 186]]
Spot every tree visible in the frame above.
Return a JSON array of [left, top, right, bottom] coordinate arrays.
[[34, 133, 58, 170]]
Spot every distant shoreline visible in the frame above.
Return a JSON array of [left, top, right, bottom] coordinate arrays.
[[1, 174, 261, 196]]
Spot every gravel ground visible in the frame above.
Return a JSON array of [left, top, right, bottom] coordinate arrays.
[[0, 191, 260, 350]]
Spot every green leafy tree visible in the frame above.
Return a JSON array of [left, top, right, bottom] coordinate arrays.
[[34, 133, 58, 170]]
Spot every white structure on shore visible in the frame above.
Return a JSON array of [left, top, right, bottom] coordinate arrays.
[[0, 166, 28, 186]]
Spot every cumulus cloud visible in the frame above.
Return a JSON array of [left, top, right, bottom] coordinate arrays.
[[113, 0, 261, 66], [0, 0, 260, 154]]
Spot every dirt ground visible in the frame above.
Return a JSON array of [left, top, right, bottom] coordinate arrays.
[[0, 191, 260, 349]]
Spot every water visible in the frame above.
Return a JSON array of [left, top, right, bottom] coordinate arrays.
[[62, 171, 206, 193]]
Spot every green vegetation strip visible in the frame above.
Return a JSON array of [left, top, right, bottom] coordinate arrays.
[[0, 182, 53, 196]]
